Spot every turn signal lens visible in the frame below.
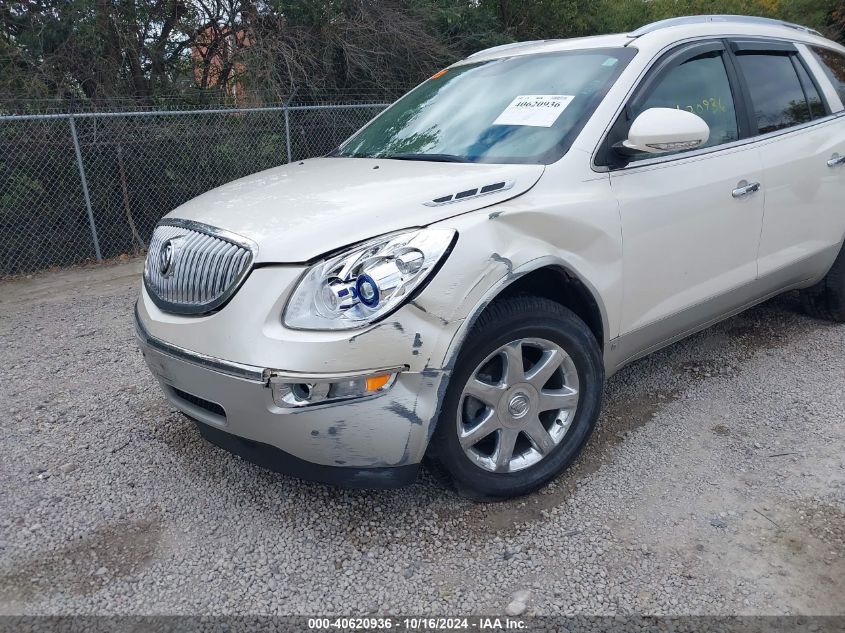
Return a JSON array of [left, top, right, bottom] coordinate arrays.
[[365, 374, 391, 392]]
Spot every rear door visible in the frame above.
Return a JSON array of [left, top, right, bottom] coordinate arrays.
[[729, 39, 845, 280], [599, 41, 765, 353]]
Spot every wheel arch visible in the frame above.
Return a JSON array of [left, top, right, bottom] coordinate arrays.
[[442, 257, 609, 373], [493, 265, 606, 351]]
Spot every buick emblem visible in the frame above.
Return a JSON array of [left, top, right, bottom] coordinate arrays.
[[508, 393, 531, 419], [158, 237, 182, 277]]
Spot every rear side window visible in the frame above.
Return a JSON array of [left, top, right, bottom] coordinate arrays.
[[793, 60, 826, 119], [810, 46, 845, 108], [735, 53, 821, 134]]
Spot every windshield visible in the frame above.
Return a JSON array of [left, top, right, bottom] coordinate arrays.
[[334, 48, 636, 165]]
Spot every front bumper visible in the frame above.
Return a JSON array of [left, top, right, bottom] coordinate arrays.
[[135, 307, 446, 488]]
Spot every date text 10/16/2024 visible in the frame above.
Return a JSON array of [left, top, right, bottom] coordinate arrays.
[[307, 617, 528, 630]]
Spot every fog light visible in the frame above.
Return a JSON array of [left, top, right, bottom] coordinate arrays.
[[291, 382, 330, 402], [268, 370, 399, 408]]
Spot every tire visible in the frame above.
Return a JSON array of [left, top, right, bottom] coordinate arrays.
[[426, 296, 604, 500], [799, 244, 845, 322]]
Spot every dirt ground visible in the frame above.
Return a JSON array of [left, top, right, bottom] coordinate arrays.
[[0, 259, 843, 616]]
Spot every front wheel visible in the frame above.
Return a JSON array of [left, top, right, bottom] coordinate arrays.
[[427, 296, 604, 500]]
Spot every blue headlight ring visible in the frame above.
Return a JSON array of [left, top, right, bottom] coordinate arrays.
[[355, 274, 380, 308]]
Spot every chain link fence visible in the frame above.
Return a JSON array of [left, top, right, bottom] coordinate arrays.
[[0, 103, 388, 276]]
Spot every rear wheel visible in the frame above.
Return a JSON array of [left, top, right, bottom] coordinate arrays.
[[427, 296, 603, 500], [799, 245, 845, 322]]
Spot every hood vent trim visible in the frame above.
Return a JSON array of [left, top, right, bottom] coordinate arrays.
[[423, 180, 515, 207]]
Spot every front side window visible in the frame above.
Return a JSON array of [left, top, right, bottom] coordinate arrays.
[[735, 53, 820, 134], [631, 50, 739, 160], [334, 48, 636, 164], [810, 46, 845, 109]]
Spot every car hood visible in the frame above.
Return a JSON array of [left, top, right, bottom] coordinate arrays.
[[165, 157, 544, 263]]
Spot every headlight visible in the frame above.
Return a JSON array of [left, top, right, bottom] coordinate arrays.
[[284, 228, 456, 330]]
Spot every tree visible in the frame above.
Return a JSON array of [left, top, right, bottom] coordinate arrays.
[[1, 0, 208, 101], [1, 0, 842, 108]]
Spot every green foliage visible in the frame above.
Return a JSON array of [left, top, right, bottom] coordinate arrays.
[[415, 0, 512, 58], [478, 0, 598, 39], [587, 0, 838, 35]]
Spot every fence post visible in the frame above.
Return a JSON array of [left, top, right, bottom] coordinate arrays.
[[68, 114, 102, 261], [284, 107, 293, 164]]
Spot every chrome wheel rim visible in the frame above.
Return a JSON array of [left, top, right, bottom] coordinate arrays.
[[456, 337, 580, 473]]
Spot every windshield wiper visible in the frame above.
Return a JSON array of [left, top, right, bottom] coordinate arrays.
[[384, 153, 467, 163]]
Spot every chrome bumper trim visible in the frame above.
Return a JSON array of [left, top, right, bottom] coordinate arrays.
[[134, 303, 407, 383], [135, 303, 265, 382]]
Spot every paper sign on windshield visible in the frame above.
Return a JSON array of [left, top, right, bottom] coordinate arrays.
[[493, 95, 575, 127]]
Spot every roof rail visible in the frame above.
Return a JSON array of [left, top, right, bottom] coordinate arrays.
[[467, 40, 547, 59], [628, 15, 821, 38]]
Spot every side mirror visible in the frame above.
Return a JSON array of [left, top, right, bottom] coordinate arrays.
[[618, 107, 710, 155]]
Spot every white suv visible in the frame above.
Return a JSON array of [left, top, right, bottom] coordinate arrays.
[[136, 15, 845, 499]]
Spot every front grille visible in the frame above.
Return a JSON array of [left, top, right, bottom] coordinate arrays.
[[144, 219, 257, 315], [173, 388, 226, 418]]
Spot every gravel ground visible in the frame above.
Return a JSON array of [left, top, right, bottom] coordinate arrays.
[[0, 260, 843, 616]]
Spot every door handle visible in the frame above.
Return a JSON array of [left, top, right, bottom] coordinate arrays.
[[732, 181, 761, 199], [827, 153, 845, 167]]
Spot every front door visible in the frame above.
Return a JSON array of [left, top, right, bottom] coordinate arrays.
[[603, 41, 765, 360]]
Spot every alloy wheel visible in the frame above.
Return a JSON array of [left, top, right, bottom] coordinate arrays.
[[456, 337, 580, 473]]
